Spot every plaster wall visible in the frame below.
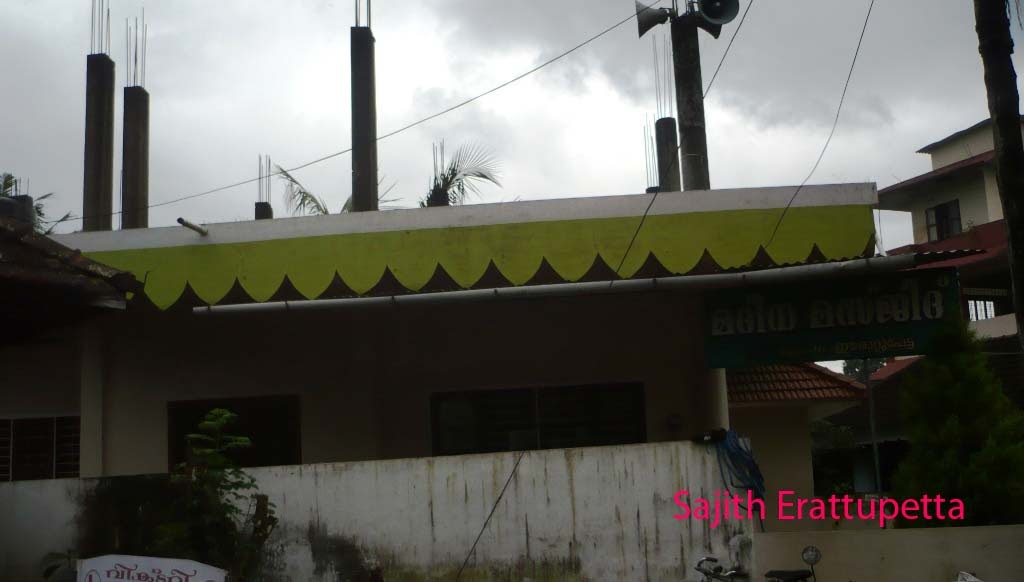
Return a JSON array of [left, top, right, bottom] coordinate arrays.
[[926, 125, 1000, 170], [752, 525, 1024, 582], [904, 171, 990, 244], [91, 291, 704, 476], [730, 406, 815, 533], [0, 333, 79, 419], [0, 441, 752, 581]]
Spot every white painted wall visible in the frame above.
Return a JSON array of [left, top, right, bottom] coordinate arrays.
[[0, 478, 84, 579], [753, 525, 1024, 582], [970, 312, 1018, 339], [0, 442, 753, 581], [927, 125, 1000, 169], [905, 171, 990, 244]]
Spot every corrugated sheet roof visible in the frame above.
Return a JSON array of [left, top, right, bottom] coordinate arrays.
[[728, 363, 864, 404]]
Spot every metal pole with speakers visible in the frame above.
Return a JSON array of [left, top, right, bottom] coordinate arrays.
[[635, 0, 739, 436], [635, 0, 738, 191]]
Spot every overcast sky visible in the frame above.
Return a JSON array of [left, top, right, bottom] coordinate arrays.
[[2, 0, 1022, 248]]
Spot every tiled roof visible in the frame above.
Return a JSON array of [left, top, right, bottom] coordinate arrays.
[[870, 357, 922, 383], [727, 363, 864, 404]]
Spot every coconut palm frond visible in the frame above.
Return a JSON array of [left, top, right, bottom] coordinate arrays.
[[448, 142, 502, 196], [0, 173, 15, 196], [421, 142, 502, 208], [276, 165, 329, 216], [43, 212, 73, 235]]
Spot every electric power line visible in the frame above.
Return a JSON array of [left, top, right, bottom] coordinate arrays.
[[703, 0, 755, 99], [764, 0, 877, 249], [47, 2, 666, 226], [454, 450, 527, 580], [616, 3, 757, 277]]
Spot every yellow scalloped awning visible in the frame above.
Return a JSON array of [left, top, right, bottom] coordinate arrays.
[[85, 204, 873, 310]]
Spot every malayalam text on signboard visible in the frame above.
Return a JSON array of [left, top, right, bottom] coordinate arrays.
[[705, 268, 961, 367]]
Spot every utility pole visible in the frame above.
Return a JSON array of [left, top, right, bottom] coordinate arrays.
[[974, 0, 1024, 348], [636, 0, 737, 435], [863, 359, 883, 493], [671, 12, 711, 190]]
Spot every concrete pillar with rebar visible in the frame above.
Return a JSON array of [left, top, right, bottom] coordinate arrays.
[[83, 54, 116, 231], [350, 26, 379, 212], [655, 117, 682, 192], [121, 86, 149, 229]]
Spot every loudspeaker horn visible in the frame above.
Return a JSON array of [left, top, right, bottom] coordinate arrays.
[[636, 0, 672, 38], [697, 0, 739, 26]]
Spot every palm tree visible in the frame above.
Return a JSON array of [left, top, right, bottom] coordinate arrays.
[[0, 173, 72, 235], [421, 142, 501, 207], [277, 166, 398, 216], [973, 0, 1024, 347]]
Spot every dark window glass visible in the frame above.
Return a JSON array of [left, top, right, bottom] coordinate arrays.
[[167, 395, 301, 470], [2, 416, 80, 481], [926, 200, 962, 241], [432, 383, 646, 456], [0, 420, 10, 481], [12, 418, 55, 481]]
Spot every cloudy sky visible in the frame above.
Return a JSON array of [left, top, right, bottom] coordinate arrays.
[[2, 0, 1022, 248]]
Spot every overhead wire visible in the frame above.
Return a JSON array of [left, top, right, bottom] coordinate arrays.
[[764, 0, 877, 249], [46, 2, 667, 226], [703, 0, 755, 99], [614, 0, 755, 277]]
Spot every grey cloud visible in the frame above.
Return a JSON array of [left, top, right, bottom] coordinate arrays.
[[2, 0, 1022, 249]]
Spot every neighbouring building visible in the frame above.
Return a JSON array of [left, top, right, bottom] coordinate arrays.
[[825, 117, 1024, 496], [879, 116, 1024, 339], [0, 214, 137, 483]]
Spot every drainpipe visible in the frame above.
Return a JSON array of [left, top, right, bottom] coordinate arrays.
[[194, 254, 918, 316]]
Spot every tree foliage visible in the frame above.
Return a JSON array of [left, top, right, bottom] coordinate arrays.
[[842, 358, 885, 383], [421, 142, 501, 208], [0, 172, 73, 234], [893, 322, 1024, 526], [74, 409, 279, 580], [278, 165, 397, 215]]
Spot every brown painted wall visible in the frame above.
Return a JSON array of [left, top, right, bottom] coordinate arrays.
[[90, 291, 705, 476]]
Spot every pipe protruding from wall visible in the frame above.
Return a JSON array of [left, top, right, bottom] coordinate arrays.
[[83, 53, 116, 231], [350, 26, 379, 212], [177, 217, 208, 236], [121, 86, 150, 229]]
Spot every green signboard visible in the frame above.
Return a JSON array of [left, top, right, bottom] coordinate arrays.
[[705, 268, 961, 368]]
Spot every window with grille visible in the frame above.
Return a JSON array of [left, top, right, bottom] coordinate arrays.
[[0, 417, 80, 482], [431, 383, 646, 456], [925, 200, 962, 242], [968, 299, 997, 321]]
